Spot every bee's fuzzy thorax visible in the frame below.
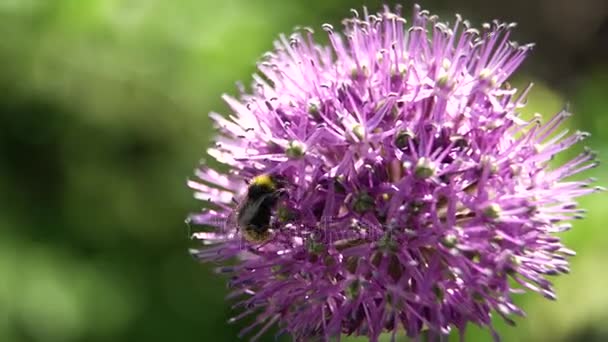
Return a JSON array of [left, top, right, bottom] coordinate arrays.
[[250, 174, 276, 190]]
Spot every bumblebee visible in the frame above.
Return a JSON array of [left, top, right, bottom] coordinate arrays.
[[234, 174, 284, 243]]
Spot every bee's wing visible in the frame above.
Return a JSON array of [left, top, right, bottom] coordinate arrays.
[[222, 192, 246, 233], [236, 193, 275, 227]]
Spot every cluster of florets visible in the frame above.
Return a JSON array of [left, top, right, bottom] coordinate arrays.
[[188, 5, 599, 341]]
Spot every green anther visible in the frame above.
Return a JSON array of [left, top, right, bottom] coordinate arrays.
[[471, 253, 481, 263], [307, 101, 321, 119], [506, 255, 521, 275], [352, 124, 365, 141], [483, 203, 502, 219], [333, 176, 346, 194], [395, 130, 414, 149], [437, 73, 450, 88], [277, 206, 294, 222], [353, 192, 375, 214], [414, 157, 436, 179], [463, 250, 481, 263], [440, 233, 458, 248], [491, 234, 504, 243], [377, 232, 398, 252], [286, 140, 305, 159], [442, 58, 451, 70], [410, 200, 425, 214], [306, 239, 325, 255], [346, 279, 361, 300], [433, 285, 445, 301]]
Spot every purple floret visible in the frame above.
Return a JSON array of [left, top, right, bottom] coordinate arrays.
[[188, 4, 600, 341]]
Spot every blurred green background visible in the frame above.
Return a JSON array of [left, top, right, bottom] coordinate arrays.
[[0, 1, 606, 341]]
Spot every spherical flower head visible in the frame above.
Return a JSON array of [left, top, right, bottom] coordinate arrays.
[[188, 5, 600, 341]]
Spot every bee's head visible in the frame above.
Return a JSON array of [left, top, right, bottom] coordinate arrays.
[[269, 174, 289, 190]]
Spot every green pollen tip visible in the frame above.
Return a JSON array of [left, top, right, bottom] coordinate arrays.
[[414, 157, 436, 179], [441, 58, 451, 70], [352, 192, 375, 214], [306, 239, 325, 255], [352, 124, 365, 141], [286, 140, 305, 159], [441, 233, 458, 248], [433, 285, 445, 301], [491, 234, 504, 243], [377, 233, 398, 252], [436, 73, 450, 88], [509, 255, 521, 267], [463, 250, 481, 263], [307, 101, 320, 119], [484, 203, 502, 219], [277, 206, 294, 222], [395, 130, 414, 149], [346, 279, 361, 299]]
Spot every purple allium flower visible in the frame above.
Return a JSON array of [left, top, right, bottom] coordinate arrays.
[[188, 5, 600, 341]]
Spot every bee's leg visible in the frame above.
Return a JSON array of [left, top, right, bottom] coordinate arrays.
[[273, 188, 288, 200]]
